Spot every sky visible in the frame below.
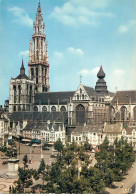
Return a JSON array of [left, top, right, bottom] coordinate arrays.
[[0, 0, 136, 105]]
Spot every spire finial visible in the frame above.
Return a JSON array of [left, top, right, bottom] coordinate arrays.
[[37, 0, 41, 12], [80, 74, 83, 83], [21, 58, 24, 68]]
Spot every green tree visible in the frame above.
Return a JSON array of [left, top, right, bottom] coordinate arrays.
[[11, 156, 34, 193], [23, 154, 28, 169], [84, 141, 92, 151], [54, 138, 64, 153], [37, 159, 46, 192]]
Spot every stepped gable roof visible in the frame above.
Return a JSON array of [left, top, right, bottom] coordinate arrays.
[[83, 86, 96, 96], [103, 123, 122, 133], [111, 90, 136, 105], [97, 65, 105, 79], [35, 91, 75, 105], [16, 60, 29, 80], [9, 112, 68, 123]]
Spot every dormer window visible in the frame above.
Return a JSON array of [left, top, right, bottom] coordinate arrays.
[[80, 88, 82, 94]]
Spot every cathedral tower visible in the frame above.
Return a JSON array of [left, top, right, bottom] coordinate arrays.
[[28, 2, 49, 92]]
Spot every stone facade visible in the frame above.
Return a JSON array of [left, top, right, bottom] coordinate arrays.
[[28, 3, 49, 93], [9, 60, 35, 113]]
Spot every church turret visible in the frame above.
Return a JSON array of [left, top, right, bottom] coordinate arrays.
[[95, 65, 108, 94], [97, 65, 105, 79], [28, 2, 49, 93]]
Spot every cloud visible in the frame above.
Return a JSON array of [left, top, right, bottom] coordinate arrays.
[[49, 1, 114, 27], [118, 25, 129, 33], [113, 69, 125, 75], [118, 19, 136, 34], [78, 67, 99, 76], [71, 0, 113, 9], [8, 7, 33, 27], [67, 47, 84, 56], [54, 51, 63, 59], [19, 50, 29, 56]]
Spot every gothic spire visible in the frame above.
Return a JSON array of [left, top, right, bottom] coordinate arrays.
[[37, 1, 41, 13], [97, 65, 105, 79], [20, 59, 25, 75]]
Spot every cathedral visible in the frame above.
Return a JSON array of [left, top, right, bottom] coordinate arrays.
[[5, 2, 136, 146]]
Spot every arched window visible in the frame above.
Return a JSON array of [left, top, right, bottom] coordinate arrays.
[[42, 106, 47, 112], [82, 94, 84, 100], [29, 85, 32, 103], [60, 106, 66, 112], [37, 50, 39, 60], [110, 106, 115, 121], [13, 106, 16, 112], [31, 68, 34, 79], [121, 106, 127, 121], [45, 69, 47, 85], [13, 85, 16, 103], [51, 106, 56, 112], [133, 106, 136, 120], [18, 85, 21, 103], [18, 106, 21, 111], [80, 89, 82, 93], [34, 106, 38, 112], [76, 104, 85, 125], [77, 95, 79, 100]]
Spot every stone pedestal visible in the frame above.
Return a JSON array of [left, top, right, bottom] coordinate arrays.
[[7, 158, 20, 178]]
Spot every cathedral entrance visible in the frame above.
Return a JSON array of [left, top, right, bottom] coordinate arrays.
[[76, 104, 85, 125]]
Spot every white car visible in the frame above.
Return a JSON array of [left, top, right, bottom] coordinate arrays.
[[32, 144, 40, 147]]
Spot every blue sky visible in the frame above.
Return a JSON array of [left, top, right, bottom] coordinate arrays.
[[0, 0, 136, 105]]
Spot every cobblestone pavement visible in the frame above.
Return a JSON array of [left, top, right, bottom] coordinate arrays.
[[0, 143, 55, 193]]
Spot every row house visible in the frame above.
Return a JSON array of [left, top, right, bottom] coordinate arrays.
[[0, 113, 10, 146], [71, 125, 103, 147], [23, 122, 65, 144], [122, 127, 136, 148]]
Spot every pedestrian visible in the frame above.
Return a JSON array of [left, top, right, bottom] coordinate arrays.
[[121, 182, 123, 188]]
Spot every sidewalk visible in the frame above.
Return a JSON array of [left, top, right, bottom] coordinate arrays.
[[106, 161, 136, 194]]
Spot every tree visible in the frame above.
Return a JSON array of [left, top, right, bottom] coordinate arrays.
[[54, 138, 63, 153], [84, 141, 92, 151], [11, 156, 34, 193], [37, 159, 46, 192], [23, 154, 28, 169]]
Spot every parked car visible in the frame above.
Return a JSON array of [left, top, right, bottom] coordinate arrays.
[[2, 161, 8, 165], [32, 144, 40, 147], [26, 143, 32, 146], [51, 154, 57, 158], [42, 147, 49, 150]]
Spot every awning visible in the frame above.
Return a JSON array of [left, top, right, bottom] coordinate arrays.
[[8, 139, 13, 142], [48, 142, 54, 145], [31, 139, 41, 144]]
